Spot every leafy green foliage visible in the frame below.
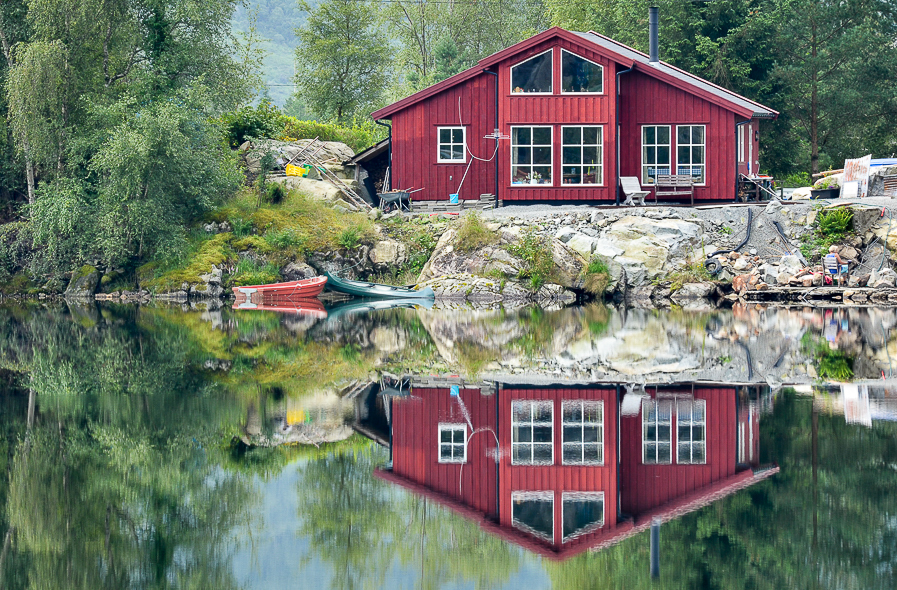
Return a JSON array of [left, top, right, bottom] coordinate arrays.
[[232, 258, 280, 287], [507, 228, 554, 290], [801, 207, 854, 260], [801, 332, 855, 381], [279, 117, 384, 153], [219, 101, 285, 148], [294, 0, 390, 121], [337, 226, 363, 249]]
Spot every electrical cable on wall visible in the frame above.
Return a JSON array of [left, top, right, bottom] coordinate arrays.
[[454, 97, 500, 198]]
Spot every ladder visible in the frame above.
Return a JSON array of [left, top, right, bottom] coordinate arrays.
[[291, 138, 371, 211]]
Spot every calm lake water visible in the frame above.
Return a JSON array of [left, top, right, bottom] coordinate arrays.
[[1, 301, 896, 589]]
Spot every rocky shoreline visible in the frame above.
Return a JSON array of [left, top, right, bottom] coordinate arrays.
[[19, 198, 897, 310]]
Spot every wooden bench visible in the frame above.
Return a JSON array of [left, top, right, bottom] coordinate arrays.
[[654, 174, 695, 205], [620, 176, 650, 206]]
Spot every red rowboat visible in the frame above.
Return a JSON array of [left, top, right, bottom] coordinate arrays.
[[232, 297, 327, 318], [232, 276, 327, 300]]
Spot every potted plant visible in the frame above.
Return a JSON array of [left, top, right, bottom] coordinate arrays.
[[811, 174, 841, 199], [528, 171, 542, 185]]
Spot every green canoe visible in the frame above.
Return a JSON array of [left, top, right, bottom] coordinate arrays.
[[324, 272, 436, 300]]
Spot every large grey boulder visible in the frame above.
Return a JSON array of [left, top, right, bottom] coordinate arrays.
[[670, 282, 715, 305], [64, 265, 100, 299], [369, 239, 408, 271], [281, 261, 317, 281]]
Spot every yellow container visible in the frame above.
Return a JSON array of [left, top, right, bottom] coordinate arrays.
[[285, 163, 311, 177]]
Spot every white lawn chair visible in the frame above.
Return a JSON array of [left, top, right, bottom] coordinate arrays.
[[823, 254, 848, 285], [620, 177, 650, 206]]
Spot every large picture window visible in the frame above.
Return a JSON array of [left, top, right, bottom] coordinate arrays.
[[511, 127, 552, 185], [561, 50, 603, 93], [511, 400, 553, 465], [562, 492, 605, 542], [438, 424, 467, 463], [562, 126, 603, 185], [677, 400, 706, 464], [437, 127, 466, 163], [677, 125, 705, 184], [511, 50, 552, 94], [562, 400, 604, 464], [512, 492, 554, 541], [641, 125, 671, 185], [642, 399, 672, 464]]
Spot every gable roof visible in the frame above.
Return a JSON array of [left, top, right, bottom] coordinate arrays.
[[371, 27, 777, 121]]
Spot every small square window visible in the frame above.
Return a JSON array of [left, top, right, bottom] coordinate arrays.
[[437, 127, 466, 163], [438, 424, 467, 463]]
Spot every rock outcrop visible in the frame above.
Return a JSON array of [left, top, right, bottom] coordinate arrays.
[[64, 265, 100, 299]]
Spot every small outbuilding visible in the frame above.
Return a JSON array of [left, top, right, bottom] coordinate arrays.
[[371, 22, 777, 205]]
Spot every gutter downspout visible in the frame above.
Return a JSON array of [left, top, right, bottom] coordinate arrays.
[[735, 118, 751, 202], [484, 69, 500, 204], [375, 119, 392, 191], [616, 64, 635, 205]]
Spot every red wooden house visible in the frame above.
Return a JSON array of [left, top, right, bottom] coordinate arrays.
[[370, 23, 777, 205], [375, 383, 777, 560]]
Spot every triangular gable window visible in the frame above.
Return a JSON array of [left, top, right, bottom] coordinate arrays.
[[561, 50, 603, 93], [562, 492, 605, 542], [511, 492, 554, 541], [511, 50, 552, 94]]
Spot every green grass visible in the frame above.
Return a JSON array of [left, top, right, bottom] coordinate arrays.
[[659, 258, 713, 292], [800, 207, 855, 260], [507, 228, 554, 290], [454, 213, 498, 253], [231, 259, 280, 287], [581, 256, 610, 296]]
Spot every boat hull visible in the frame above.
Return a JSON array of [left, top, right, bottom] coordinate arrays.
[[324, 272, 435, 300], [232, 297, 327, 318], [233, 276, 327, 300]]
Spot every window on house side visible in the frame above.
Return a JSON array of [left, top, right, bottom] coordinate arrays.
[[511, 127, 552, 185], [562, 400, 604, 464], [511, 50, 553, 93], [677, 400, 706, 464], [437, 127, 466, 163], [561, 50, 603, 93], [562, 126, 603, 185], [562, 492, 605, 542], [677, 125, 705, 184], [511, 400, 553, 465], [737, 125, 745, 163], [438, 424, 467, 463], [512, 491, 554, 541], [642, 125, 671, 185], [642, 399, 672, 464]]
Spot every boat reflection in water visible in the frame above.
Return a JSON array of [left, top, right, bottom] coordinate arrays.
[[373, 381, 778, 560]]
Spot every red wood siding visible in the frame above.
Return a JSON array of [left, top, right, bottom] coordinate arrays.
[[391, 387, 498, 515], [497, 38, 617, 202], [498, 386, 618, 548], [619, 386, 738, 516], [391, 75, 496, 202], [619, 71, 737, 202]]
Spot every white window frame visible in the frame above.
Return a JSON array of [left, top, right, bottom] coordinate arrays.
[[641, 125, 671, 186], [560, 49, 604, 94], [511, 399, 554, 465], [561, 491, 605, 543], [510, 49, 554, 95], [642, 399, 673, 464], [511, 491, 554, 542], [511, 126, 553, 186], [560, 126, 604, 186], [437, 126, 467, 163], [561, 400, 604, 465], [438, 423, 467, 464], [737, 125, 745, 163], [676, 400, 706, 464], [675, 124, 706, 185]]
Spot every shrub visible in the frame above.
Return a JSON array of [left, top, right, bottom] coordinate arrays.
[[337, 226, 363, 249], [279, 117, 384, 154], [219, 102, 284, 148], [228, 215, 253, 237], [264, 182, 286, 204], [800, 207, 854, 259], [232, 258, 280, 287], [454, 213, 498, 253], [581, 256, 610, 295], [507, 229, 554, 290], [781, 171, 812, 188], [264, 228, 306, 251]]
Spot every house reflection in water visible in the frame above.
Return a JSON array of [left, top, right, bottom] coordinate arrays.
[[374, 383, 778, 560]]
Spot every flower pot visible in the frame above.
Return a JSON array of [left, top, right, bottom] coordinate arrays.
[[811, 188, 840, 199]]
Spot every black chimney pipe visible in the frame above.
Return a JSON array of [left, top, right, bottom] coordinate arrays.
[[649, 7, 659, 63]]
